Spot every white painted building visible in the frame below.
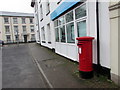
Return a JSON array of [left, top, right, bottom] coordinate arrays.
[[31, 0, 119, 85]]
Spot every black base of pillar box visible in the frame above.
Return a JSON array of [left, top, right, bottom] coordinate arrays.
[[79, 71, 93, 79]]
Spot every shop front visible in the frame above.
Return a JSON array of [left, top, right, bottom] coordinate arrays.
[[51, 0, 97, 62]]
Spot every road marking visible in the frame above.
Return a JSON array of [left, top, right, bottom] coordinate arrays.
[[28, 44, 53, 88], [34, 58, 53, 88]]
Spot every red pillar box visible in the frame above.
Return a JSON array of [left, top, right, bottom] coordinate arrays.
[[76, 36, 94, 79]]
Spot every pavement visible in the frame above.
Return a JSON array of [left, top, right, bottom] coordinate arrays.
[[29, 43, 118, 88], [2, 43, 119, 88]]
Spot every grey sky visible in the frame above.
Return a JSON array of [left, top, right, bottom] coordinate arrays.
[[0, 0, 33, 13]]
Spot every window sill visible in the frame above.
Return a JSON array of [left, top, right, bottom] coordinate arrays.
[[46, 11, 50, 16]]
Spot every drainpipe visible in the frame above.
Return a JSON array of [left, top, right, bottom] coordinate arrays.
[[96, 0, 101, 77]]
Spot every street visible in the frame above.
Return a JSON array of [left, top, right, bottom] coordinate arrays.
[[2, 43, 118, 88], [2, 44, 48, 88]]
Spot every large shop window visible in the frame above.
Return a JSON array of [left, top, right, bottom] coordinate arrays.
[[75, 4, 86, 19], [60, 26, 66, 43], [54, 3, 87, 43], [66, 22, 75, 43], [55, 28, 59, 42]]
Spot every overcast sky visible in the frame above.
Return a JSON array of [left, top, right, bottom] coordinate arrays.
[[0, 0, 34, 13]]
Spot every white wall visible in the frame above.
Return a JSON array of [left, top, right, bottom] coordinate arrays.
[[99, 2, 110, 68], [35, 0, 111, 68]]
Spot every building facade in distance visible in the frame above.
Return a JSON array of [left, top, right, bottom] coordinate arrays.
[[0, 11, 35, 43]]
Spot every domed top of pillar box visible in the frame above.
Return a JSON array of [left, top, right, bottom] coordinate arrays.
[[76, 36, 94, 41]]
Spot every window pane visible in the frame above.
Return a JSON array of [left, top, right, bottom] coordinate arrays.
[[75, 4, 86, 19], [40, 5, 43, 19], [30, 18, 33, 24], [15, 35, 19, 41], [77, 20, 86, 37], [13, 18, 18, 24], [23, 26, 26, 33], [54, 20, 58, 27], [41, 27, 45, 41], [5, 26, 10, 34], [22, 18, 26, 24], [31, 34, 35, 41], [46, 0, 50, 14], [60, 26, 66, 43], [47, 24, 51, 42], [4, 17, 9, 24], [65, 11, 73, 23], [58, 16, 64, 25], [6, 35, 11, 42], [14, 26, 19, 34], [55, 28, 59, 42], [30, 26, 34, 32], [66, 22, 75, 43]]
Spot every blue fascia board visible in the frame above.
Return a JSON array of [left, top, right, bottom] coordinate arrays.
[[50, 0, 81, 20]]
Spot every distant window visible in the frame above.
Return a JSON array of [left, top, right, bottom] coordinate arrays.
[[22, 18, 26, 24], [6, 35, 11, 42], [5, 26, 10, 34], [22, 26, 27, 33], [47, 23, 51, 43], [35, 2, 38, 12], [13, 18, 18, 24], [46, 0, 50, 15], [30, 18, 33, 24], [40, 4, 43, 20], [14, 26, 19, 34], [4, 17, 9, 24], [30, 25, 34, 32], [15, 35, 19, 41], [41, 27, 45, 41], [31, 34, 35, 41], [55, 28, 59, 42]]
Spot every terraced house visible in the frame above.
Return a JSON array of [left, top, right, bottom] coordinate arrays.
[[0, 11, 36, 44], [31, 0, 120, 86]]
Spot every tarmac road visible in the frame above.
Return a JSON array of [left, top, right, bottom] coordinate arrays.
[[2, 44, 48, 88]]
